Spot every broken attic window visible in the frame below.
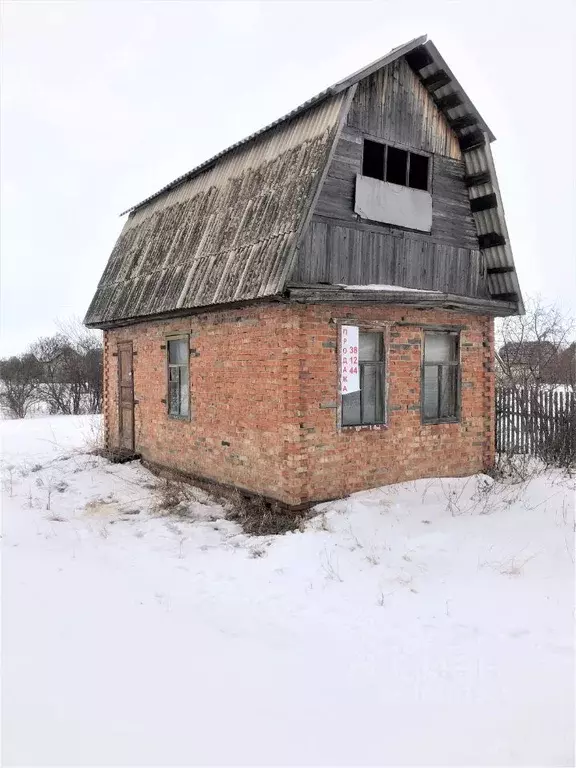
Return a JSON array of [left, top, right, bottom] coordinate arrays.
[[361, 140, 431, 192], [386, 146, 408, 185], [362, 140, 385, 181], [408, 152, 429, 191]]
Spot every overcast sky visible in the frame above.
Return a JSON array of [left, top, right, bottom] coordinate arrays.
[[1, 0, 575, 355]]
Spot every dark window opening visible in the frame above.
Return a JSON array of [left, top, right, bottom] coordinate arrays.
[[342, 332, 385, 426], [408, 152, 429, 191], [362, 139, 385, 180], [422, 331, 460, 423], [167, 337, 189, 418], [386, 146, 408, 185], [362, 140, 430, 191]]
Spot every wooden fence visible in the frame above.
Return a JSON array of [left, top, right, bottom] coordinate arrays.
[[496, 387, 576, 460]]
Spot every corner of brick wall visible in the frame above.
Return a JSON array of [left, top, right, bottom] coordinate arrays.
[[482, 316, 496, 472], [102, 329, 111, 450]]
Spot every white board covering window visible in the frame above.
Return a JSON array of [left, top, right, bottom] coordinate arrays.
[[355, 175, 432, 232]]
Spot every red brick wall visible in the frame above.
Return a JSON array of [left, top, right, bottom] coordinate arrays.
[[295, 304, 495, 503], [103, 302, 495, 505]]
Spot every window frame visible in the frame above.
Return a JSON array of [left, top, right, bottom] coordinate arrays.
[[340, 328, 387, 428], [361, 138, 431, 192], [166, 334, 191, 421], [421, 330, 461, 425]]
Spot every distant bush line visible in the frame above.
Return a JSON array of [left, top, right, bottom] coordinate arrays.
[[0, 318, 102, 419]]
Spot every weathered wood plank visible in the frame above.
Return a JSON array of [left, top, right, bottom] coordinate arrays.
[[422, 70, 451, 91], [347, 58, 461, 158], [460, 129, 485, 151], [470, 193, 498, 212], [435, 93, 463, 110], [292, 219, 490, 298]]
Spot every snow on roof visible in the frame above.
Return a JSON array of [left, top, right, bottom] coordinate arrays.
[[340, 284, 441, 294]]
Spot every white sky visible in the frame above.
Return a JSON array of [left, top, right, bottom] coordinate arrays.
[[1, 0, 575, 355]]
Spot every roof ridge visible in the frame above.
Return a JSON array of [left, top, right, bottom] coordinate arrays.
[[120, 36, 429, 216]]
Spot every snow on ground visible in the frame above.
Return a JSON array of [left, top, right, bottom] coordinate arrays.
[[1, 416, 574, 767]]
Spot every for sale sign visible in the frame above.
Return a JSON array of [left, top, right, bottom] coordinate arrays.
[[340, 325, 360, 393]]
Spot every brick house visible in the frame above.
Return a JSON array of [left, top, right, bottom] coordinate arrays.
[[85, 36, 523, 508]]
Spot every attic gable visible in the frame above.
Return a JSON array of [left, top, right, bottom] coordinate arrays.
[[347, 57, 461, 159], [85, 36, 523, 329]]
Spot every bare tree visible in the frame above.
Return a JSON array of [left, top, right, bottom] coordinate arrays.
[[56, 317, 102, 413], [496, 296, 575, 467], [0, 354, 42, 418], [29, 334, 77, 414], [497, 297, 575, 390], [0, 317, 102, 419], [28, 319, 102, 415]]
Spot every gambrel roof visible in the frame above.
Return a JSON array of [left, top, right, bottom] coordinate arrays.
[[85, 36, 523, 328]]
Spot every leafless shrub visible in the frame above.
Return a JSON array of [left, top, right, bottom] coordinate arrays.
[[499, 553, 538, 577], [346, 523, 362, 549], [366, 541, 388, 565], [0, 354, 41, 418], [2, 465, 16, 497], [144, 465, 303, 536], [226, 490, 304, 536], [490, 451, 542, 485], [82, 417, 105, 454], [248, 545, 267, 559], [155, 479, 187, 511], [320, 547, 343, 582], [479, 550, 539, 577], [46, 514, 67, 523], [164, 520, 182, 536], [439, 477, 475, 516], [317, 513, 331, 532], [35, 474, 57, 510], [151, 478, 209, 520]]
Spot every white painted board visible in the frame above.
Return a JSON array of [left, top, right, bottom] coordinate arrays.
[[340, 325, 360, 394], [354, 175, 432, 232]]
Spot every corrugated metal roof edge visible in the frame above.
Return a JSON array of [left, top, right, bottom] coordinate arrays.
[[120, 35, 430, 216]]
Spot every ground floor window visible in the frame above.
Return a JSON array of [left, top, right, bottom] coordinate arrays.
[[422, 331, 460, 423], [167, 337, 189, 418], [342, 331, 385, 426]]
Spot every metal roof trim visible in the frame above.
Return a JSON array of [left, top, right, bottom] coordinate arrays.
[[119, 88, 337, 216], [422, 41, 496, 142], [329, 35, 427, 92], [120, 37, 429, 216]]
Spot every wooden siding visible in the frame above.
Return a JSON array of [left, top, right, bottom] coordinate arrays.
[[314, 132, 477, 249], [432, 154, 478, 249], [300, 57, 484, 298], [292, 219, 488, 298], [346, 58, 461, 158]]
